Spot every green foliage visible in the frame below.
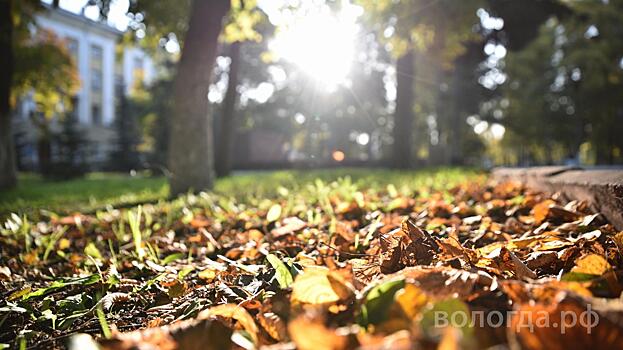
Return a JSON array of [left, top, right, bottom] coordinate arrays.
[[128, 205, 145, 260], [358, 0, 482, 62], [109, 82, 143, 172], [496, 0, 623, 164], [223, 0, 265, 43], [126, 0, 265, 51], [266, 253, 293, 289], [44, 111, 89, 179], [12, 12, 79, 119], [359, 278, 405, 325], [134, 68, 175, 172]]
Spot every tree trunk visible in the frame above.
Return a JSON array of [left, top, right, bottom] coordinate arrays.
[[215, 41, 241, 178], [168, 0, 230, 196], [38, 135, 52, 175], [392, 48, 415, 168], [0, 0, 17, 190]]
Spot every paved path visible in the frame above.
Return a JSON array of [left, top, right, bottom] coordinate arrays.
[[493, 166, 623, 230]]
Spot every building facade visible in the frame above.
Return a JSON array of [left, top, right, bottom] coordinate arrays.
[[13, 5, 154, 171]]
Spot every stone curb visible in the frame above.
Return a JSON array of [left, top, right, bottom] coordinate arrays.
[[492, 167, 623, 231]]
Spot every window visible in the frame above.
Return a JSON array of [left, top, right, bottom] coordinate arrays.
[[133, 57, 144, 75], [91, 104, 101, 125], [132, 56, 145, 88], [66, 37, 79, 63], [90, 44, 103, 125], [90, 44, 103, 92]]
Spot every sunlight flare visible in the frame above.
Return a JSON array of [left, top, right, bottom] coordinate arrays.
[[268, 2, 362, 92]]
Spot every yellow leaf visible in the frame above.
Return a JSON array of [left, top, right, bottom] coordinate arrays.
[[23, 251, 39, 265], [198, 268, 218, 282], [58, 238, 71, 250], [288, 316, 348, 350], [291, 267, 353, 305], [266, 204, 282, 222], [395, 283, 428, 320], [571, 254, 611, 275], [613, 231, 623, 256], [532, 199, 555, 224], [258, 312, 286, 341], [200, 304, 259, 344]]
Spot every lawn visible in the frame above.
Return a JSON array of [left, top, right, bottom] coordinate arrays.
[[0, 173, 168, 217], [0, 168, 478, 217], [2, 167, 621, 349]]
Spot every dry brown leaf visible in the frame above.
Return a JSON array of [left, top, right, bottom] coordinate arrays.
[[100, 317, 232, 350], [378, 266, 494, 300], [483, 247, 537, 279], [271, 217, 307, 238], [379, 220, 437, 273], [258, 312, 287, 342], [524, 251, 558, 270], [357, 330, 413, 350], [510, 295, 623, 350]]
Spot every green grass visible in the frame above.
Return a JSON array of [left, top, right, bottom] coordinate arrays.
[[215, 167, 482, 198], [0, 168, 482, 218], [0, 173, 168, 217]]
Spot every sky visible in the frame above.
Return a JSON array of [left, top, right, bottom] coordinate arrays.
[[42, 0, 131, 31]]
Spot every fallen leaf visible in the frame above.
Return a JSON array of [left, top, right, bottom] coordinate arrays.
[[258, 312, 286, 341], [266, 253, 294, 288], [100, 317, 232, 350], [488, 247, 537, 279], [198, 268, 218, 282], [524, 251, 557, 270], [532, 200, 555, 224], [0, 266, 11, 280], [510, 295, 623, 350], [271, 216, 307, 238], [199, 304, 259, 344], [291, 266, 353, 305], [571, 254, 611, 276], [267, 204, 282, 222], [288, 315, 352, 350]]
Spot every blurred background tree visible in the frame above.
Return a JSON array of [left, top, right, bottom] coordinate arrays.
[[1, 0, 79, 186], [358, 0, 483, 168]]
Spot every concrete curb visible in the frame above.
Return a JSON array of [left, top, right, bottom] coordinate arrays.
[[492, 167, 623, 230]]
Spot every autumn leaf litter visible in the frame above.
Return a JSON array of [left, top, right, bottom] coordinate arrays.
[[2, 178, 623, 349]]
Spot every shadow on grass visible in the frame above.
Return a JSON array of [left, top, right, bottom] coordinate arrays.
[[0, 173, 168, 218]]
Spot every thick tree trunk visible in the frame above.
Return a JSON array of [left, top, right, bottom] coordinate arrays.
[[215, 41, 241, 178], [392, 48, 415, 168], [0, 0, 17, 190], [168, 0, 230, 196]]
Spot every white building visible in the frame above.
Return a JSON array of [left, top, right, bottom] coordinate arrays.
[[14, 5, 155, 170]]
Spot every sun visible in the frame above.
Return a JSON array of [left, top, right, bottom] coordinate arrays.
[[268, 2, 362, 92]]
